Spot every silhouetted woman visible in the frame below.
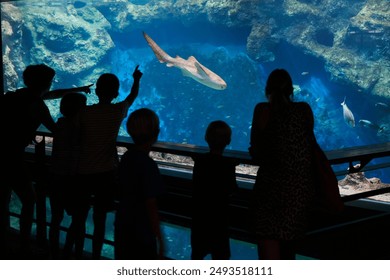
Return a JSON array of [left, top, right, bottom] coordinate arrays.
[[249, 69, 316, 259]]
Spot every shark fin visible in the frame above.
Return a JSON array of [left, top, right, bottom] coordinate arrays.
[[187, 56, 198, 63], [194, 61, 208, 78]]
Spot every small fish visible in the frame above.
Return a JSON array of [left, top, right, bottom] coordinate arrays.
[[367, 29, 383, 34], [341, 97, 355, 127], [301, 71, 309, 76], [375, 102, 390, 112], [359, 119, 385, 133]]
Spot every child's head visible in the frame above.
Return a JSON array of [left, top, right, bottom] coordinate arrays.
[[95, 73, 120, 101], [126, 108, 160, 146], [60, 92, 87, 118], [23, 64, 56, 94], [205, 120, 232, 151]]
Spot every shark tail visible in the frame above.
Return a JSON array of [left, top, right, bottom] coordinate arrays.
[[341, 96, 346, 106], [143, 32, 173, 63]]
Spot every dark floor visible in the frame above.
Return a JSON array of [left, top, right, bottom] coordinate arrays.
[[297, 203, 390, 260], [2, 228, 49, 260], [302, 215, 390, 259], [3, 202, 390, 260], [1, 228, 105, 260]]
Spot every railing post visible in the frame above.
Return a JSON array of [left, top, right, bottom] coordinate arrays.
[[34, 136, 48, 246]]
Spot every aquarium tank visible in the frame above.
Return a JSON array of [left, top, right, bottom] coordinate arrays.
[[2, 0, 390, 174], [1, 0, 389, 260], [2, 0, 389, 150]]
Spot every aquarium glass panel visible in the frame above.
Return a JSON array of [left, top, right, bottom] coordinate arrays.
[[1, 0, 389, 180]]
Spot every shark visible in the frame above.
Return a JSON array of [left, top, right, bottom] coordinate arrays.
[[143, 32, 227, 90]]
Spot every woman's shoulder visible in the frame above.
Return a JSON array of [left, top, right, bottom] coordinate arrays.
[[294, 102, 313, 112], [294, 101, 311, 108], [293, 102, 314, 123], [255, 102, 270, 109], [253, 102, 270, 113]]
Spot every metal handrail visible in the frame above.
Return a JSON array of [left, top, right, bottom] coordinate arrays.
[[6, 131, 390, 259]]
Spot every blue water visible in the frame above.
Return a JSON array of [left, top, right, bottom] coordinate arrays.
[[108, 26, 389, 151], [110, 28, 389, 181], [114, 27, 389, 181]]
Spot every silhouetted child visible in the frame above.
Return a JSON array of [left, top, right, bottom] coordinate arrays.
[[74, 65, 142, 259], [115, 108, 165, 260], [0, 64, 91, 258], [48, 92, 86, 259], [191, 120, 238, 260]]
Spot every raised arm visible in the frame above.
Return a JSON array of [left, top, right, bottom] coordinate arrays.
[[42, 84, 93, 100], [124, 65, 143, 105]]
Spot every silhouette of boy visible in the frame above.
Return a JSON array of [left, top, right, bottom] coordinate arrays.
[[115, 108, 165, 260], [191, 120, 238, 260], [48, 92, 87, 259], [74, 65, 142, 259]]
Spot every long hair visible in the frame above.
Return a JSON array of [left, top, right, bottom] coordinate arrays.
[[265, 69, 294, 114]]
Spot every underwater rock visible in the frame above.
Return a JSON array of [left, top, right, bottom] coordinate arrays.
[[95, 0, 177, 31], [346, 0, 390, 97], [246, 22, 276, 62], [1, 3, 114, 115], [205, 0, 260, 27], [95, 0, 259, 32], [281, 0, 389, 97], [338, 169, 390, 202], [20, 4, 114, 77], [315, 29, 334, 47], [1, 3, 25, 91]]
